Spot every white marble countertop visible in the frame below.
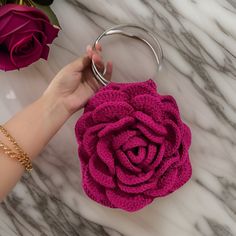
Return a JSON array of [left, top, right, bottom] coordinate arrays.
[[1, 0, 236, 235]]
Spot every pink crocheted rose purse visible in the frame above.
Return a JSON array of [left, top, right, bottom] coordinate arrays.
[[75, 25, 192, 212]]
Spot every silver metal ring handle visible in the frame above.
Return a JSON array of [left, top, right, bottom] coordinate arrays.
[[92, 24, 163, 86]]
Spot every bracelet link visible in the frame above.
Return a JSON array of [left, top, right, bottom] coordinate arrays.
[[0, 125, 32, 172]]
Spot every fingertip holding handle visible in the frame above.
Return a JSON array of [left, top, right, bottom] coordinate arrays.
[[91, 24, 163, 86]]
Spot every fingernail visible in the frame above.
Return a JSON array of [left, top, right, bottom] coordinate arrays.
[[86, 45, 92, 51]]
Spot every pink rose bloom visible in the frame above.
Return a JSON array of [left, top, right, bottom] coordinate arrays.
[[0, 4, 59, 71], [75, 80, 192, 212]]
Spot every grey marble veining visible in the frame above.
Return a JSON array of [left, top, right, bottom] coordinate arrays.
[[1, 0, 236, 235]]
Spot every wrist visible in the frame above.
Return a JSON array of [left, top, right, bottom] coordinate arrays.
[[39, 92, 71, 125]]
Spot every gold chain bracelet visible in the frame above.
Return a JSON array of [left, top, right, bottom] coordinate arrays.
[[0, 125, 32, 171]]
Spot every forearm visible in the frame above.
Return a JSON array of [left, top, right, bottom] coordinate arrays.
[[0, 93, 70, 201]]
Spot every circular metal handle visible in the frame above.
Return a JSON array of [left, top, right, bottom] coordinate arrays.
[[92, 24, 163, 86]]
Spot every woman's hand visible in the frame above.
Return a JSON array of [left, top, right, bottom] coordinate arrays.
[[0, 45, 113, 201], [0, 39, 114, 200], [43, 44, 113, 116]]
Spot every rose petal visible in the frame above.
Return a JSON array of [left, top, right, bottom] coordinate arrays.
[[116, 150, 142, 173], [178, 124, 191, 164], [101, 82, 122, 91], [0, 50, 16, 71], [122, 136, 147, 151], [0, 8, 59, 44], [172, 159, 192, 191], [161, 106, 182, 128], [134, 111, 167, 135], [136, 123, 164, 143], [83, 166, 114, 208], [21, 29, 47, 44], [10, 35, 43, 68], [163, 120, 181, 156], [161, 95, 179, 111], [144, 168, 178, 197], [9, 13, 59, 43], [98, 116, 135, 137], [0, 14, 52, 40], [106, 189, 153, 212], [75, 112, 94, 143], [88, 156, 115, 188], [132, 94, 162, 120], [41, 45, 49, 60], [178, 142, 188, 165], [182, 124, 192, 148], [143, 144, 158, 166], [116, 166, 154, 185], [86, 90, 128, 112], [155, 154, 179, 179], [147, 144, 165, 170], [78, 144, 89, 167], [121, 79, 157, 99], [0, 4, 49, 21], [0, 14, 14, 42], [83, 123, 106, 156], [118, 181, 156, 194], [112, 130, 137, 150], [127, 147, 146, 164], [97, 138, 115, 175], [42, 22, 59, 44], [93, 102, 134, 123], [0, 17, 31, 39]]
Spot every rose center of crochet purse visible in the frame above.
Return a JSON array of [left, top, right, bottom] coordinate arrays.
[[75, 24, 192, 212]]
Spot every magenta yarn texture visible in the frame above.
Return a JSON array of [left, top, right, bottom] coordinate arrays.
[[75, 79, 192, 212]]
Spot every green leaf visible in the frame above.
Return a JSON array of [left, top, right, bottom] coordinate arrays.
[[31, 2, 60, 27]]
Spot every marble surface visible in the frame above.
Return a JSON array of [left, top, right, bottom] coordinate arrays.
[[1, 0, 236, 235]]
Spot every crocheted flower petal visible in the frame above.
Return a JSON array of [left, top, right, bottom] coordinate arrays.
[[161, 106, 182, 127], [182, 124, 192, 149], [155, 154, 179, 179], [122, 136, 147, 151], [75, 112, 94, 143], [134, 111, 167, 135], [147, 144, 165, 170], [112, 130, 137, 150], [136, 123, 164, 144], [78, 144, 89, 167], [85, 90, 128, 112], [97, 138, 115, 175], [161, 95, 179, 111], [132, 95, 161, 120], [146, 79, 157, 89], [101, 83, 122, 91], [106, 189, 153, 212], [92, 102, 134, 123], [83, 166, 114, 208], [178, 124, 191, 165], [144, 168, 178, 197], [163, 120, 182, 156], [83, 123, 106, 156], [172, 158, 192, 191], [127, 147, 146, 164], [143, 144, 158, 166], [121, 80, 157, 99], [88, 156, 116, 188], [116, 166, 154, 185], [118, 181, 157, 194], [98, 116, 135, 138], [116, 150, 142, 173]]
